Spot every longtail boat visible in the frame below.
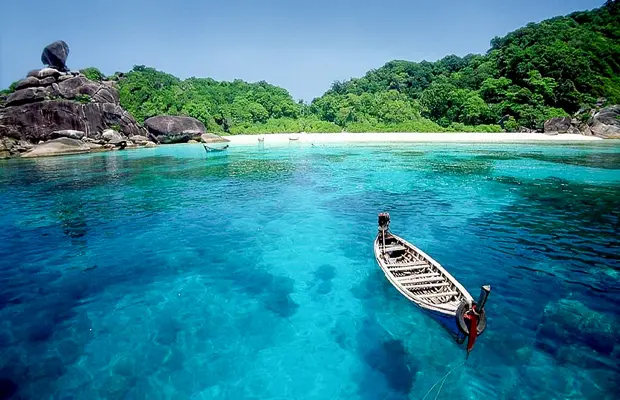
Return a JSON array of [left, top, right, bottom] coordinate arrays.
[[203, 144, 229, 153], [374, 212, 490, 353]]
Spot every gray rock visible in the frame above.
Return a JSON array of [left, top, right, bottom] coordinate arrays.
[[129, 135, 149, 145], [589, 105, 620, 139], [41, 41, 70, 72], [578, 123, 593, 136], [188, 139, 199, 144], [543, 117, 571, 133], [38, 76, 57, 86], [144, 141, 157, 148], [37, 68, 61, 79], [27, 69, 41, 78], [0, 100, 146, 142], [51, 130, 85, 140], [58, 75, 72, 82], [200, 132, 230, 143], [102, 129, 123, 142], [21, 137, 89, 158], [6, 88, 45, 106], [15, 76, 41, 90], [56, 76, 119, 104], [144, 116, 206, 144], [85, 143, 105, 151]]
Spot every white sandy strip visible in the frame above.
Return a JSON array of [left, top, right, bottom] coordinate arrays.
[[225, 132, 602, 145]]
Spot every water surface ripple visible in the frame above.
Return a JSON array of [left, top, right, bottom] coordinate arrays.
[[0, 142, 619, 399]]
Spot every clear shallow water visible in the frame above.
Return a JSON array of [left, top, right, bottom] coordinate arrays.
[[0, 142, 619, 399]]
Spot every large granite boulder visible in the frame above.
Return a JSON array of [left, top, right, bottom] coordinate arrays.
[[57, 76, 119, 104], [21, 137, 90, 158], [544, 117, 572, 134], [41, 41, 70, 72], [0, 100, 145, 144], [200, 133, 229, 143], [15, 76, 41, 90], [590, 106, 620, 139], [6, 87, 47, 106], [145, 116, 205, 144]]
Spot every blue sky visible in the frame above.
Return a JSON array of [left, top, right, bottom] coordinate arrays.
[[0, 0, 605, 101]]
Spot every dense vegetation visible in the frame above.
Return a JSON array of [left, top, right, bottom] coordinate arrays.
[[3, 2, 618, 133], [311, 0, 620, 131]]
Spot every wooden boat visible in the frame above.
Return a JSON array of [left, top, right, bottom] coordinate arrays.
[[289, 136, 299, 141], [258, 137, 265, 142], [203, 144, 229, 153], [374, 212, 490, 352]]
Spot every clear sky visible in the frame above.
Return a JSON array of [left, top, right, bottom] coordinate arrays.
[[0, 0, 605, 101]]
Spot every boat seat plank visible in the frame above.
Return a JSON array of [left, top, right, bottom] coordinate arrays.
[[388, 261, 428, 271], [396, 272, 439, 280], [382, 245, 407, 252], [402, 279, 445, 287], [399, 276, 444, 284], [418, 291, 458, 299], [406, 282, 451, 289], [389, 263, 429, 272]]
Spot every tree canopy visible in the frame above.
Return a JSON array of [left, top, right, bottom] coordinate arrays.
[[110, 1, 619, 133]]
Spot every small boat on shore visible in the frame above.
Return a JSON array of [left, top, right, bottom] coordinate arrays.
[[258, 137, 265, 142], [374, 212, 490, 353], [203, 144, 229, 153], [289, 136, 299, 141]]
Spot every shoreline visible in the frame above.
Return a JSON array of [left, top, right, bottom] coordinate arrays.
[[224, 132, 605, 145]]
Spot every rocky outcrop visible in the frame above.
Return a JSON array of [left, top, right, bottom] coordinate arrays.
[[590, 106, 620, 139], [41, 41, 69, 72], [21, 137, 90, 158], [0, 100, 145, 144], [0, 41, 151, 157], [544, 117, 572, 134], [200, 133, 230, 143], [51, 130, 85, 140], [543, 105, 620, 138], [144, 116, 206, 144]]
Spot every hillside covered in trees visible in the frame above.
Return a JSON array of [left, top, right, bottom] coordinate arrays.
[[311, 0, 620, 132], [16, 1, 617, 134]]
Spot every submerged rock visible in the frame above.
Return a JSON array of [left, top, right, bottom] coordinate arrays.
[[21, 137, 90, 158], [535, 299, 620, 368], [145, 116, 206, 144]]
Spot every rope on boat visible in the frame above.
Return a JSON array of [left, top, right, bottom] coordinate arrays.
[[420, 359, 466, 400]]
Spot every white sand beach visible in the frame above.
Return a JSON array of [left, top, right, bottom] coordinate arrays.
[[225, 132, 603, 145]]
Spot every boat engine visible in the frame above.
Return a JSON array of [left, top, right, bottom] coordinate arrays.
[[456, 285, 491, 354], [378, 212, 390, 232]]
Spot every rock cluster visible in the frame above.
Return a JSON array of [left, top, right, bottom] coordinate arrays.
[[543, 106, 620, 138], [0, 43, 156, 158], [145, 115, 209, 144]]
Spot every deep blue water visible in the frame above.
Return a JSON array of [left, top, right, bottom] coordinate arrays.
[[0, 142, 619, 399]]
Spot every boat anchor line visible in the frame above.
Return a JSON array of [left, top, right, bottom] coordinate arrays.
[[374, 212, 491, 353]]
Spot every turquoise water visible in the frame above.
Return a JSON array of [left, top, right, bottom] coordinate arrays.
[[0, 142, 619, 399]]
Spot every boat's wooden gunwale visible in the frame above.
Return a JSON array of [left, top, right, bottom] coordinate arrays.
[[374, 233, 474, 316]]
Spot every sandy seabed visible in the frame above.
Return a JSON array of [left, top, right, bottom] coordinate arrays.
[[224, 132, 603, 145]]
